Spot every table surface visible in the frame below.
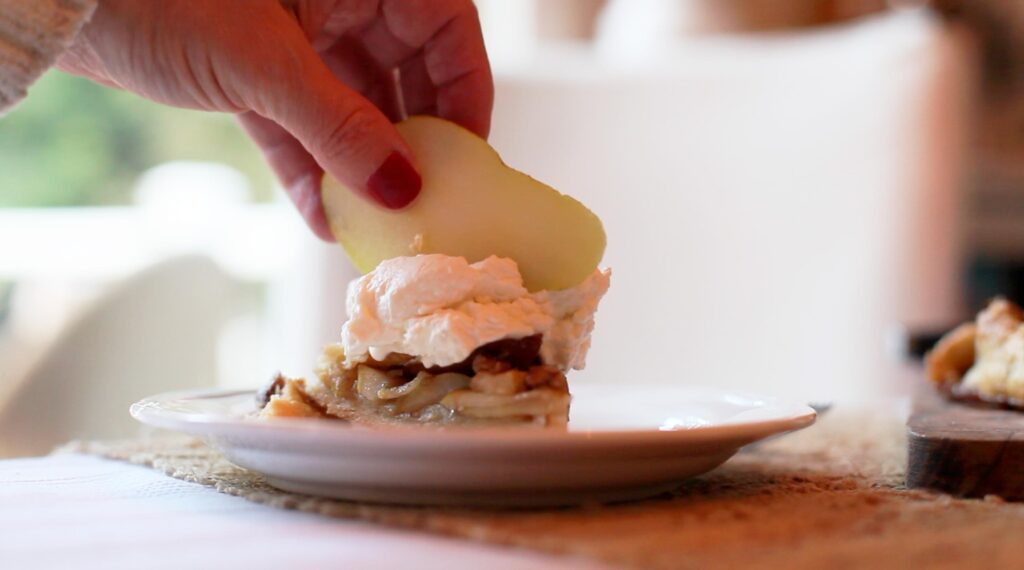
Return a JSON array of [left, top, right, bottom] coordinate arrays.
[[11, 411, 1024, 569], [0, 454, 604, 570]]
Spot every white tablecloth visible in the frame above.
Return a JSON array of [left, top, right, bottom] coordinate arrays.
[[0, 454, 604, 570]]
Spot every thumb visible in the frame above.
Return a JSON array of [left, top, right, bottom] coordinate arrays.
[[244, 30, 421, 210]]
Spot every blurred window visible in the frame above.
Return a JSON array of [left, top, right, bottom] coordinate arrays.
[[0, 72, 274, 208]]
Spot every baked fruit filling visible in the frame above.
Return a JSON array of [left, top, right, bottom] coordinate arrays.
[[259, 334, 571, 426], [926, 297, 1024, 408]]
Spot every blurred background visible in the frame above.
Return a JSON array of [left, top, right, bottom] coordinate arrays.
[[2, 0, 1024, 455]]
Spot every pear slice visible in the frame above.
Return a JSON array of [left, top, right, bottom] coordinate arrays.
[[321, 116, 606, 291]]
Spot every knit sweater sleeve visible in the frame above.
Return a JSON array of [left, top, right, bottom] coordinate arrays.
[[0, 0, 97, 116]]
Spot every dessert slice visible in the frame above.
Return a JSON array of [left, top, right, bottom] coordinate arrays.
[[926, 298, 1024, 407], [261, 117, 610, 427], [259, 255, 611, 427]]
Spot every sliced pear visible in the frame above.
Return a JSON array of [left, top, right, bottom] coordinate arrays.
[[321, 116, 606, 291]]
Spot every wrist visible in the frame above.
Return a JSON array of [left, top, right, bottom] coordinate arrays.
[[0, 0, 99, 113]]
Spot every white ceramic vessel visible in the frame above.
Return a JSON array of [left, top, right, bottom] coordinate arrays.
[[131, 384, 816, 507]]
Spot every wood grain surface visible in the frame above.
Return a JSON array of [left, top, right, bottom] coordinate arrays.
[[907, 385, 1024, 499]]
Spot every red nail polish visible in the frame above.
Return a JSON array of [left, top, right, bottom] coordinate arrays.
[[367, 152, 421, 209]]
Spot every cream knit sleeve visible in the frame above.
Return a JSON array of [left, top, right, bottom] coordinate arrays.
[[0, 0, 97, 116]]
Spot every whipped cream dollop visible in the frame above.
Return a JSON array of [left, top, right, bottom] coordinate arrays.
[[340, 255, 611, 370]]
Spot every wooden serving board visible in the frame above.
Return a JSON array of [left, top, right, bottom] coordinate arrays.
[[907, 386, 1024, 500]]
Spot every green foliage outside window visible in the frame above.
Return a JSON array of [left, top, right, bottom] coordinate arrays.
[[0, 71, 275, 207]]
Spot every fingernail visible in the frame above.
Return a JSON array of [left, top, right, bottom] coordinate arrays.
[[367, 151, 421, 209]]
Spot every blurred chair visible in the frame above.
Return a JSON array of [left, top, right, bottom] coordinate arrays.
[[0, 255, 241, 457]]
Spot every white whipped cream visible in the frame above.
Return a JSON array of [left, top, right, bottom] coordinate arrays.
[[340, 255, 610, 370]]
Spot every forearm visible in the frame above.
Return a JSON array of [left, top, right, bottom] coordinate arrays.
[[0, 0, 97, 115]]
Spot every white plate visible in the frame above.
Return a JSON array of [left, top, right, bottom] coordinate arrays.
[[131, 384, 816, 507]]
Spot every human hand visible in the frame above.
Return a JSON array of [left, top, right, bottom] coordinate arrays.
[[58, 0, 493, 239]]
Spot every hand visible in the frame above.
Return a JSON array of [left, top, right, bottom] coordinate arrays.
[[57, 0, 493, 240]]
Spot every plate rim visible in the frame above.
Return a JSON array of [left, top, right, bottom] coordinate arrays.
[[130, 386, 817, 447]]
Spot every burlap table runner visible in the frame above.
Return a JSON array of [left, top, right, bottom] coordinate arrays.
[[62, 411, 1024, 569]]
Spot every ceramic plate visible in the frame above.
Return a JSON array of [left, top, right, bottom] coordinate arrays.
[[131, 384, 816, 507]]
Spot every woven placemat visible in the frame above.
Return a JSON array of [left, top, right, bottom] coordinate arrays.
[[62, 411, 1024, 569]]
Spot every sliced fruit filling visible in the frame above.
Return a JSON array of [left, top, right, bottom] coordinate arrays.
[[259, 334, 571, 426]]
